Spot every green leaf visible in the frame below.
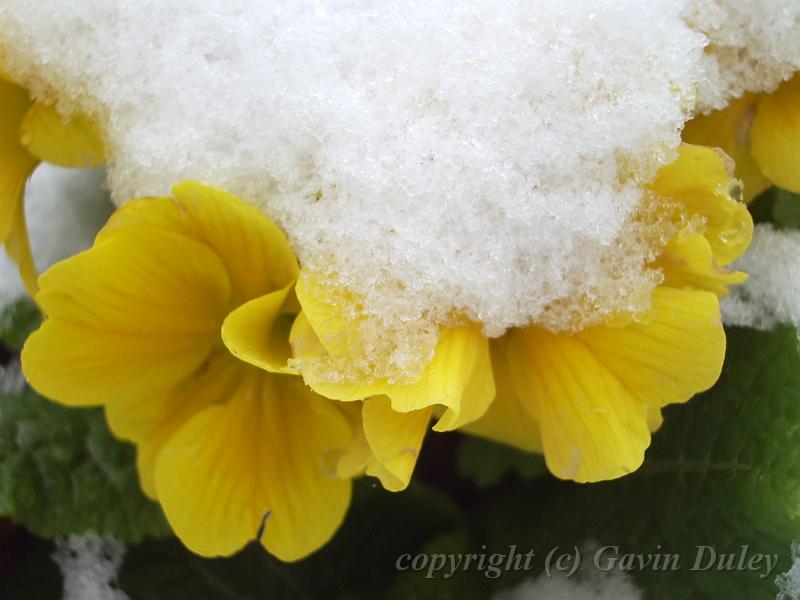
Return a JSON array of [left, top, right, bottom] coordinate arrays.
[[0, 298, 42, 352], [289, 479, 463, 598], [118, 479, 462, 600], [481, 326, 800, 599], [120, 538, 309, 600], [0, 385, 170, 543], [457, 436, 547, 487]]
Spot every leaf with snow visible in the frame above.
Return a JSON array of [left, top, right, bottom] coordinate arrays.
[[0, 385, 170, 542]]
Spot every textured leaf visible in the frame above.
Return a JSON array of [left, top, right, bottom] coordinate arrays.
[[481, 326, 800, 599], [0, 385, 170, 542]]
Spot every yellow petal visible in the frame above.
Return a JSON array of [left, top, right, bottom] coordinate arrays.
[[751, 75, 800, 193], [221, 284, 297, 374], [362, 397, 431, 492], [294, 271, 367, 365], [294, 274, 495, 426], [683, 94, 771, 202], [288, 305, 407, 402], [577, 286, 725, 410], [19, 102, 104, 168], [171, 182, 299, 304], [462, 336, 543, 453], [389, 325, 495, 432], [290, 302, 495, 428], [654, 228, 747, 297], [650, 144, 753, 265], [0, 78, 38, 243], [331, 402, 373, 479], [99, 183, 299, 304], [105, 350, 244, 498], [96, 196, 186, 241], [22, 228, 231, 406], [154, 370, 352, 561], [4, 202, 40, 297], [288, 310, 328, 362], [647, 406, 664, 433], [288, 310, 384, 401], [507, 325, 649, 483]]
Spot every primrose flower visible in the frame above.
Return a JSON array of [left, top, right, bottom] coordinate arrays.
[[22, 182, 356, 561], [0, 74, 103, 295], [273, 147, 753, 489], [275, 275, 495, 492], [465, 144, 753, 482], [684, 73, 800, 201]]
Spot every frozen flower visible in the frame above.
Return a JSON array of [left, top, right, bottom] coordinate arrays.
[[464, 145, 752, 482], [22, 183, 356, 561]]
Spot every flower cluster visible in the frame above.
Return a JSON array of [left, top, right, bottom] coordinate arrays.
[[4, 32, 798, 563]]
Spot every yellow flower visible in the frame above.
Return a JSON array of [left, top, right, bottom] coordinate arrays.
[[465, 144, 753, 482], [274, 146, 752, 489], [684, 73, 800, 201], [0, 73, 104, 296], [21, 182, 356, 561], [276, 275, 495, 492]]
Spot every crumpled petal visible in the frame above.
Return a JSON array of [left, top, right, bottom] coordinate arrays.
[[389, 324, 494, 432], [294, 272, 369, 368], [154, 370, 352, 561], [654, 228, 747, 298], [751, 74, 800, 193], [222, 284, 298, 374], [649, 144, 752, 265], [290, 308, 495, 430], [362, 397, 431, 492]]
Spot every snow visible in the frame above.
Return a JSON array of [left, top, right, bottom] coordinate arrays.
[[0, 1, 796, 377], [722, 225, 800, 332], [0, 165, 111, 309], [52, 533, 128, 600]]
